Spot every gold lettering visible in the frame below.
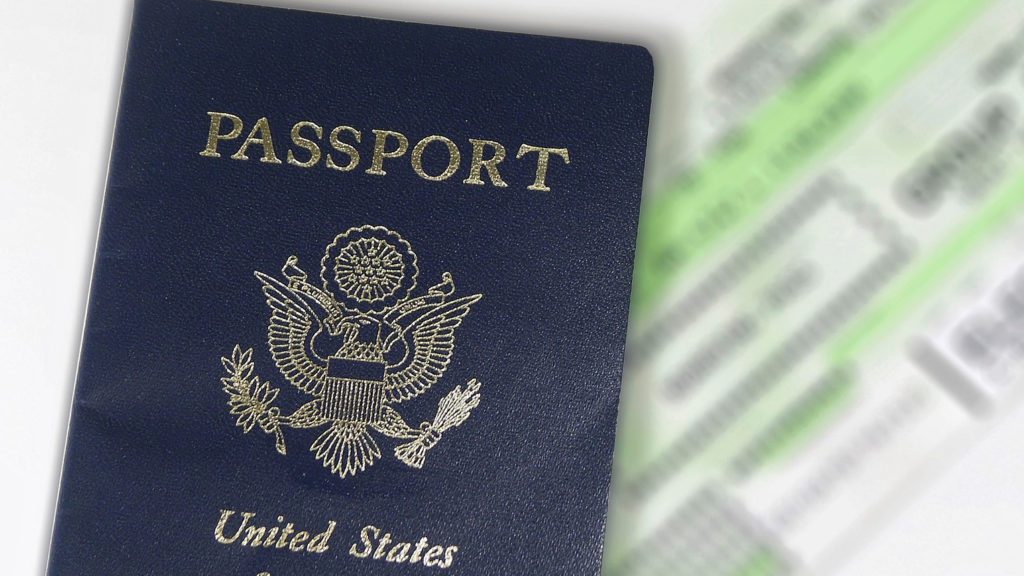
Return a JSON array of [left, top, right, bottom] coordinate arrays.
[[200, 112, 244, 158], [289, 531, 309, 551], [366, 130, 408, 176], [411, 537, 430, 564], [200, 114, 573, 194], [213, 510, 253, 544], [231, 117, 282, 164], [326, 125, 362, 172], [342, 524, 459, 569], [439, 546, 458, 569], [276, 522, 295, 549], [242, 525, 267, 547], [423, 545, 445, 567], [463, 139, 508, 187], [516, 144, 570, 191], [373, 532, 393, 559], [307, 520, 336, 553], [350, 525, 379, 558], [286, 121, 322, 168], [262, 525, 280, 548], [411, 135, 461, 181], [386, 542, 412, 563]]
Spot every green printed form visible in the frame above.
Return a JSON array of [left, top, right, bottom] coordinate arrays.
[[632, 0, 995, 314], [832, 171, 1024, 362]]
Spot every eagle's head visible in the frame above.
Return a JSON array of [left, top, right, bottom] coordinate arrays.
[[327, 315, 384, 361], [338, 315, 380, 341]]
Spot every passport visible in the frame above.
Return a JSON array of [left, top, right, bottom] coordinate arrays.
[[46, 1, 653, 574]]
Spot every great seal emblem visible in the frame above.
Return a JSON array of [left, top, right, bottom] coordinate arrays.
[[220, 225, 482, 479]]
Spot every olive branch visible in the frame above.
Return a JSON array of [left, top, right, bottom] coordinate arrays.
[[220, 345, 288, 455]]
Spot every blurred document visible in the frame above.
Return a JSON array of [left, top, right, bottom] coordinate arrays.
[[609, 0, 1024, 574]]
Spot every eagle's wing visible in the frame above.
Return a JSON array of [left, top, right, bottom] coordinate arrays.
[[384, 294, 481, 403], [255, 271, 328, 396]]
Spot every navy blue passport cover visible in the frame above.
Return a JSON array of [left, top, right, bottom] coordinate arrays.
[[47, 1, 652, 574]]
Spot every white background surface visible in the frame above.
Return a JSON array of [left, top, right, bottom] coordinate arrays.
[[1, 0, 1022, 573]]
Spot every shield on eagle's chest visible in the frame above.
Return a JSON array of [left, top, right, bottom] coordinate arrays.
[[322, 356, 387, 424]]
